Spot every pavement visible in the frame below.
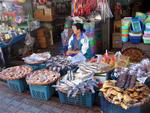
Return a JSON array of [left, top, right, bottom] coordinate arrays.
[[0, 81, 102, 113]]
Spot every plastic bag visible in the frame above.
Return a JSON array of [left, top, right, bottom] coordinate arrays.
[[23, 33, 35, 56]]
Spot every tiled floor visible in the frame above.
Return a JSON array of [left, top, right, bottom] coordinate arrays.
[[0, 81, 102, 113]]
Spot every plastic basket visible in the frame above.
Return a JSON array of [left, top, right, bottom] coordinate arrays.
[[27, 63, 46, 71], [129, 36, 142, 44], [29, 85, 54, 100], [7, 79, 28, 93], [58, 91, 95, 108], [99, 94, 150, 113]]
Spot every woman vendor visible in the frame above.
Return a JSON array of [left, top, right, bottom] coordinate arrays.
[[66, 23, 92, 59]]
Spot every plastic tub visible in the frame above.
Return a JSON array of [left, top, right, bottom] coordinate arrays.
[[143, 37, 150, 44], [122, 32, 129, 34], [129, 36, 142, 44], [122, 37, 128, 42], [121, 26, 129, 30], [144, 30, 150, 34], [122, 29, 129, 32], [122, 34, 129, 37], [145, 23, 150, 30]]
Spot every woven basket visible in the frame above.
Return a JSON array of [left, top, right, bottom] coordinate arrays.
[[121, 47, 147, 63]]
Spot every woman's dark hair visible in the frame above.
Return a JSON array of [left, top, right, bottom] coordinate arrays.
[[73, 23, 85, 32]]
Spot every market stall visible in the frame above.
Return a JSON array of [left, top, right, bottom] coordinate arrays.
[[0, 0, 150, 113]]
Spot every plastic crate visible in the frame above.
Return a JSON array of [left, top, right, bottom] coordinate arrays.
[[129, 36, 142, 44], [7, 79, 28, 93], [58, 91, 95, 108], [29, 85, 54, 100], [27, 63, 46, 71], [99, 94, 150, 113]]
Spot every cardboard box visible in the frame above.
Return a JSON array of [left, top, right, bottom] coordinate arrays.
[[34, 7, 55, 22]]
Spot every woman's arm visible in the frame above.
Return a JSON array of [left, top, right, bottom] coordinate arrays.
[[80, 35, 89, 55], [66, 35, 80, 55]]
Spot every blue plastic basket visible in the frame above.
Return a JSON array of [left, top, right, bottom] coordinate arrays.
[[7, 79, 28, 93], [99, 94, 150, 113], [58, 91, 95, 108], [27, 63, 46, 71], [29, 85, 54, 100], [129, 36, 142, 44]]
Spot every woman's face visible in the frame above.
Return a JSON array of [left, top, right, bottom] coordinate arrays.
[[72, 25, 80, 35]]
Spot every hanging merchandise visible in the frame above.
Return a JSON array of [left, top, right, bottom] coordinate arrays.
[[97, 0, 113, 21], [38, 0, 47, 5], [14, 0, 26, 3], [72, 0, 97, 17]]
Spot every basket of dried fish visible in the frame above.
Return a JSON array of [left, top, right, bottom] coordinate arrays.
[[53, 71, 98, 107], [26, 69, 60, 100], [99, 72, 150, 113], [78, 62, 114, 75]]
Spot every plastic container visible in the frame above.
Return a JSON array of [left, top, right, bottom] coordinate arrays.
[[58, 91, 95, 108], [27, 63, 46, 71], [29, 85, 54, 100], [99, 94, 150, 113], [145, 23, 150, 30], [122, 37, 128, 42], [122, 32, 129, 34], [131, 19, 142, 32], [122, 29, 129, 32], [7, 79, 28, 93], [129, 32, 142, 44], [129, 36, 142, 43], [144, 30, 150, 34], [121, 26, 129, 30], [143, 37, 150, 44], [122, 34, 129, 37]]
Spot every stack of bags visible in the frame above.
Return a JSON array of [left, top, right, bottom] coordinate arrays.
[[143, 23, 150, 44]]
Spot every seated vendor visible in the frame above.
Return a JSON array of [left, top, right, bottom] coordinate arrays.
[[66, 23, 92, 59]]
